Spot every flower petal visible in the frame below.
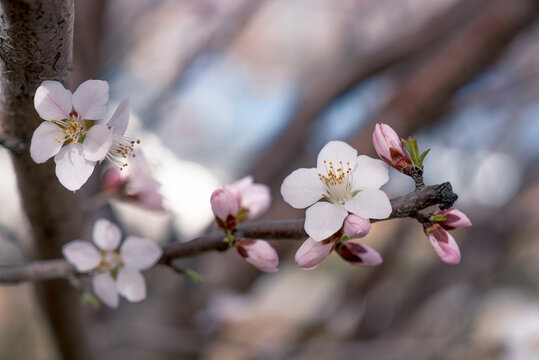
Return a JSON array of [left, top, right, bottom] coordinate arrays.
[[120, 236, 162, 270], [72, 80, 109, 120], [305, 202, 348, 241], [295, 237, 334, 270], [116, 266, 146, 302], [34, 80, 72, 121], [238, 183, 271, 219], [336, 241, 383, 267], [343, 214, 371, 238], [107, 95, 130, 135], [83, 124, 113, 162], [316, 141, 358, 172], [280, 168, 324, 209], [62, 240, 101, 272], [92, 272, 119, 308], [30, 122, 65, 163], [428, 227, 461, 264], [93, 218, 122, 251], [236, 239, 279, 273], [345, 189, 391, 219], [54, 143, 96, 191], [352, 155, 389, 190]]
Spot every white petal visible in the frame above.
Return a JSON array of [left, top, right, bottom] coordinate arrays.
[[107, 95, 130, 135], [62, 240, 101, 271], [83, 124, 113, 162], [34, 80, 72, 121], [120, 236, 162, 270], [316, 141, 358, 172], [116, 266, 146, 302], [305, 202, 348, 241], [54, 143, 96, 191], [92, 272, 119, 308], [352, 155, 389, 190], [345, 189, 392, 219], [72, 80, 109, 120], [229, 176, 253, 193], [280, 168, 324, 209], [30, 122, 65, 163], [93, 218, 122, 251]]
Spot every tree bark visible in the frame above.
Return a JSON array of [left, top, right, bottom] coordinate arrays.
[[0, 1, 93, 359]]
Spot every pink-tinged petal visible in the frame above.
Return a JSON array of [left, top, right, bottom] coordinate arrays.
[[343, 214, 371, 238], [238, 183, 271, 219], [62, 240, 101, 272], [336, 241, 383, 266], [92, 272, 119, 308], [107, 95, 130, 135], [54, 143, 96, 191], [137, 190, 165, 211], [305, 202, 348, 241], [345, 189, 391, 219], [83, 124, 113, 162], [427, 226, 461, 264], [229, 176, 253, 193], [280, 168, 324, 209], [92, 218, 122, 251], [295, 237, 334, 270], [72, 80, 109, 120], [236, 239, 279, 273], [211, 188, 240, 221], [372, 123, 412, 171], [34, 80, 72, 121], [352, 155, 389, 190], [116, 266, 146, 302], [30, 122, 65, 163], [316, 141, 358, 173], [433, 208, 472, 230], [120, 236, 162, 270], [102, 167, 127, 193]]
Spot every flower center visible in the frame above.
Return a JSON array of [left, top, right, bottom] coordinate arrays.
[[99, 250, 122, 271], [106, 133, 141, 170], [52, 111, 86, 144], [318, 160, 353, 204]]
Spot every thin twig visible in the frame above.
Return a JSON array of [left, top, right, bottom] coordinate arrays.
[[0, 182, 456, 284]]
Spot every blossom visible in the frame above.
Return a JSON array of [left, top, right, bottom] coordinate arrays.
[[343, 214, 371, 238], [236, 238, 279, 272], [372, 123, 413, 171], [31, 80, 135, 191], [62, 218, 162, 308], [210, 176, 271, 230], [281, 141, 391, 241], [102, 150, 165, 211], [426, 223, 461, 264], [432, 207, 472, 231], [295, 235, 382, 270]]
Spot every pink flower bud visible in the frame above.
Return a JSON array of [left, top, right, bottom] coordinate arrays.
[[295, 237, 335, 270], [335, 241, 383, 267], [343, 214, 371, 238], [433, 208, 472, 231], [210, 188, 240, 222], [236, 239, 279, 273], [372, 123, 412, 171], [102, 167, 127, 193], [226, 176, 271, 220], [426, 224, 461, 264]]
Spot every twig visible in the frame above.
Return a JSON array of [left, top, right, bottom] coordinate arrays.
[[0, 182, 456, 284]]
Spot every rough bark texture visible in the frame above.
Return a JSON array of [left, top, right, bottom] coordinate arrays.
[[0, 1, 92, 359]]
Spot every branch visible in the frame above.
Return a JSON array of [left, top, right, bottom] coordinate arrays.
[[0, 132, 25, 154], [0, 182, 456, 284]]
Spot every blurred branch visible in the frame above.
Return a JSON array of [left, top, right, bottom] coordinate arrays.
[[0, 132, 25, 154], [252, 0, 489, 184], [0, 182, 456, 284]]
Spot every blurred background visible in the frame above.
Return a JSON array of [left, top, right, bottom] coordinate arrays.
[[1, 0, 539, 358]]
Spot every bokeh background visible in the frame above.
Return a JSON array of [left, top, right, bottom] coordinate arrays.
[[1, 0, 539, 359]]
